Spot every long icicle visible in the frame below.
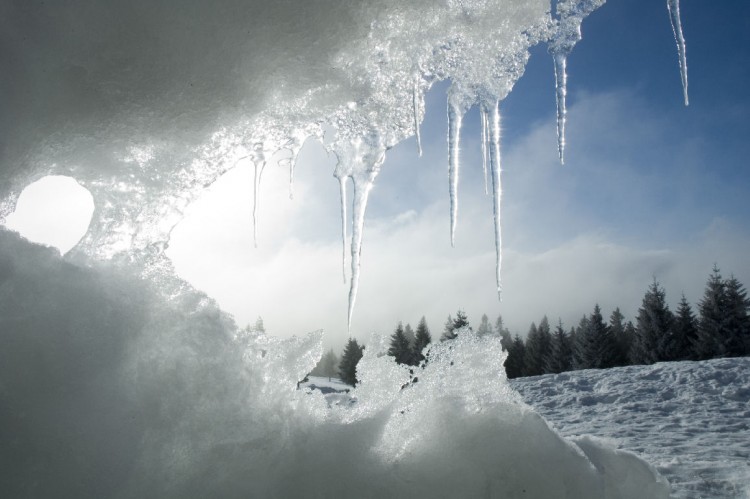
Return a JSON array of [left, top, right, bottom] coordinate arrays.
[[413, 80, 423, 157], [252, 159, 265, 248], [667, 0, 689, 106], [338, 175, 348, 284], [480, 106, 489, 195], [347, 175, 376, 332], [447, 100, 462, 247], [552, 51, 568, 165], [487, 100, 503, 300]]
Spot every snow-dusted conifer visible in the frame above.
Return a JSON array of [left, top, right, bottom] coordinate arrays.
[[310, 349, 340, 379], [505, 334, 526, 379], [412, 316, 432, 364], [633, 280, 674, 365], [545, 319, 572, 374], [695, 266, 727, 360], [339, 338, 364, 386], [441, 309, 471, 341], [576, 305, 616, 369], [524, 317, 552, 376], [572, 315, 590, 370], [388, 322, 412, 365], [403, 323, 416, 348], [495, 315, 512, 351], [441, 314, 456, 341], [673, 294, 699, 360], [723, 275, 750, 357], [609, 308, 630, 367], [592, 305, 618, 369], [477, 314, 492, 337]]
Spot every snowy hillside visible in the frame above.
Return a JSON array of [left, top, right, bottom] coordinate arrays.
[[512, 358, 750, 499]]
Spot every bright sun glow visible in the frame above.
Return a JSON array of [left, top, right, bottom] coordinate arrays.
[[3, 176, 94, 254]]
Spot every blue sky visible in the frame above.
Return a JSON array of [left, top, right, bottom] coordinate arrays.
[[7, 0, 750, 350]]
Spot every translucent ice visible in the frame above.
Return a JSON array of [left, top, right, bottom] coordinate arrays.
[[548, 0, 606, 164], [667, 0, 689, 106]]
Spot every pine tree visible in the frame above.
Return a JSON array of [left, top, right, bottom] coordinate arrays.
[[575, 305, 616, 369], [253, 316, 266, 333], [723, 275, 750, 357], [403, 323, 416, 349], [695, 266, 727, 360], [453, 309, 471, 332], [477, 314, 492, 337], [592, 305, 618, 369], [623, 321, 636, 364], [388, 322, 412, 365], [309, 349, 340, 379], [632, 279, 674, 365], [673, 294, 699, 360], [339, 338, 365, 386], [495, 315, 512, 351], [412, 316, 432, 364], [524, 317, 552, 376], [441, 314, 456, 341], [609, 308, 630, 367], [545, 320, 572, 374], [572, 315, 590, 370], [505, 334, 526, 379], [441, 309, 471, 340]]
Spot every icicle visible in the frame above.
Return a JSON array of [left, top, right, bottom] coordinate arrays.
[[249, 141, 268, 248], [447, 100, 463, 247], [480, 106, 489, 195], [413, 81, 423, 157], [549, 0, 604, 164], [252, 159, 265, 248], [486, 100, 503, 300], [667, 0, 689, 106], [337, 175, 348, 284], [288, 160, 295, 200], [284, 131, 309, 200], [552, 51, 568, 165], [347, 177, 372, 333], [346, 146, 385, 333]]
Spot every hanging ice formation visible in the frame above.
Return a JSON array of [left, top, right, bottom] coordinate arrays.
[[667, 0, 689, 106], [250, 141, 266, 249], [413, 78, 424, 158], [0, 0, 690, 332], [548, 0, 606, 165], [447, 93, 467, 248], [332, 133, 387, 332]]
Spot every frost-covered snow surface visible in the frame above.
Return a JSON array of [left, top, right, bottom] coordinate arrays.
[[512, 358, 750, 499]]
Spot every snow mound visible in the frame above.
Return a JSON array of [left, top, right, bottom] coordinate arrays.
[[0, 230, 670, 498]]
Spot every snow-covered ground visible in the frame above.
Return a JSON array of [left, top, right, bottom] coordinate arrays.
[[305, 359, 749, 498], [512, 358, 750, 499]]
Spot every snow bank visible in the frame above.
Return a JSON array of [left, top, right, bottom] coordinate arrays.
[[0, 229, 670, 498]]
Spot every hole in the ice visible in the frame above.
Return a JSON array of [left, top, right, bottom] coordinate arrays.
[[3, 175, 94, 254]]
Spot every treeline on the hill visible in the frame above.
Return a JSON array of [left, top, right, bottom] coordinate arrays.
[[309, 267, 750, 385], [503, 266, 750, 378]]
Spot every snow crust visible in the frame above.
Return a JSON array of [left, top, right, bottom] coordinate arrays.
[[513, 358, 750, 499], [0, 230, 671, 498]]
